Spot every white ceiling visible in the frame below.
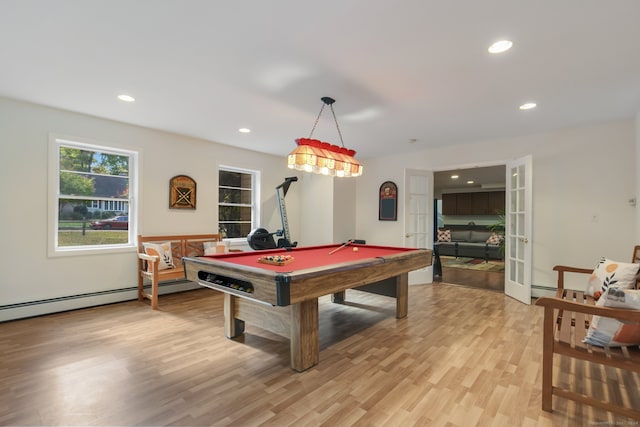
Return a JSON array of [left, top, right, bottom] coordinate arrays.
[[1, 1, 639, 160], [434, 165, 506, 193]]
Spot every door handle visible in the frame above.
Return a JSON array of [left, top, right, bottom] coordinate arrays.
[[520, 237, 529, 244], [405, 233, 411, 238]]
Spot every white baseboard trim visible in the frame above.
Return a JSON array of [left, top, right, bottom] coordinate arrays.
[[0, 281, 201, 322], [532, 284, 558, 299]]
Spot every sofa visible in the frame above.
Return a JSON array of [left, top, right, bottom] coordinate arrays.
[[435, 228, 503, 261]]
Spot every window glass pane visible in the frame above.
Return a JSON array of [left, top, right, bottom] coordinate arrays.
[[219, 222, 253, 239], [218, 168, 256, 238], [219, 187, 252, 204], [60, 148, 129, 198], [219, 170, 251, 188], [219, 206, 252, 221], [55, 142, 133, 249]]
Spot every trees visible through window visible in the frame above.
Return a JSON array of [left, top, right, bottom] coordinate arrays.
[[52, 138, 137, 251], [218, 168, 258, 239]]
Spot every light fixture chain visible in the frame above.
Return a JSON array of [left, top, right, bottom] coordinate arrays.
[[329, 104, 345, 147], [308, 104, 326, 138]]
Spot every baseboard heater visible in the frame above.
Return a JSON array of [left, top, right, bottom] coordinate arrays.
[[531, 284, 558, 299], [0, 280, 199, 322], [532, 284, 556, 291]]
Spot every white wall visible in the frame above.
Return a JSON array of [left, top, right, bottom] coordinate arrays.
[[354, 164, 407, 247], [287, 168, 356, 246], [636, 112, 640, 243], [0, 97, 294, 320], [1, 95, 637, 320], [356, 120, 637, 291], [333, 178, 356, 243], [296, 173, 334, 245]]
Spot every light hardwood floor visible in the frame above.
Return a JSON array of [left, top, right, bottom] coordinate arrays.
[[439, 267, 505, 293], [1, 284, 638, 426]]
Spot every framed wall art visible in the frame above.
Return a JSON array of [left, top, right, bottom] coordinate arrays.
[[169, 175, 197, 209], [379, 181, 397, 221]]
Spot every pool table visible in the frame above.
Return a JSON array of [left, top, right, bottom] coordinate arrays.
[[182, 243, 432, 371]]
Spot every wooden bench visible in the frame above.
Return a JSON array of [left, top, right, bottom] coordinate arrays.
[[535, 246, 640, 419], [137, 234, 222, 309]]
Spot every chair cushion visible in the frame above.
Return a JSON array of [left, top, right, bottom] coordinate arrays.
[[450, 230, 471, 242], [469, 231, 492, 243]]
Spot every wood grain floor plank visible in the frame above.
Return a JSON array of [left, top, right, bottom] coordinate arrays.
[[1, 283, 639, 426]]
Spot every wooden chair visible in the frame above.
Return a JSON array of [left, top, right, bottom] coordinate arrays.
[[535, 245, 640, 419], [137, 233, 222, 309]]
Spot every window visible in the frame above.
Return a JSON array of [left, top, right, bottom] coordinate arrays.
[[49, 136, 137, 254], [218, 167, 259, 239]]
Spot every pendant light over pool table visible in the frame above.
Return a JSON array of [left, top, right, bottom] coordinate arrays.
[[287, 96, 363, 177]]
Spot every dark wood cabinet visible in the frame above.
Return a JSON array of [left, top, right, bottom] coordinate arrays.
[[472, 192, 489, 215], [455, 193, 474, 215], [441, 193, 457, 215], [488, 191, 505, 214], [441, 191, 505, 215]]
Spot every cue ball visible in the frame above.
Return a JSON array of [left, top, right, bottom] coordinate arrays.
[[353, 247, 358, 252]]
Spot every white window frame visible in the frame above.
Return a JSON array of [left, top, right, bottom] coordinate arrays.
[[48, 134, 139, 257], [218, 165, 260, 242]]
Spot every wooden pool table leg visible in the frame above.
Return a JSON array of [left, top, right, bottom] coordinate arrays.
[[396, 273, 408, 319], [290, 298, 319, 372], [224, 293, 245, 338], [331, 290, 346, 303]]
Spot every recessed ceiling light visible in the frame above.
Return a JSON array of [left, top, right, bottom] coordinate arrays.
[[451, 175, 459, 179], [488, 40, 513, 54], [238, 128, 251, 133], [117, 94, 135, 102], [519, 102, 537, 110], [467, 180, 475, 184]]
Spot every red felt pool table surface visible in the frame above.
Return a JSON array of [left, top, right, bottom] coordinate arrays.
[[200, 243, 416, 272]]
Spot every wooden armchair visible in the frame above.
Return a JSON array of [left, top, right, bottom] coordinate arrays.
[[535, 245, 640, 419]]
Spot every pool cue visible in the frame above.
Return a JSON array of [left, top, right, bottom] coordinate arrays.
[[328, 240, 353, 255]]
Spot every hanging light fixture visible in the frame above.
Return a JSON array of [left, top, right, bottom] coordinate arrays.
[[287, 96, 363, 177]]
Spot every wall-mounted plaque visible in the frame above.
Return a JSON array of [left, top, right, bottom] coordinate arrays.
[[169, 175, 196, 209], [379, 181, 397, 221]]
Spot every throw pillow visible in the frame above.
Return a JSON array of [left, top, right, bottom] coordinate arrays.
[[203, 241, 218, 256], [437, 229, 451, 242], [486, 233, 503, 245], [583, 287, 640, 347], [586, 257, 640, 296], [143, 242, 176, 271]]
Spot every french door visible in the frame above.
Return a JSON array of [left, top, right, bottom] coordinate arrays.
[[404, 169, 433, 284], [504, 155, 533, 304]]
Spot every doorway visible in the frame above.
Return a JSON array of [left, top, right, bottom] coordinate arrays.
[[434, 165, 506, 291]]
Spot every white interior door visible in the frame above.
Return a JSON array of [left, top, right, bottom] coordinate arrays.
[[404, 169, 433, 284], [505, 155, 533, 304]]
